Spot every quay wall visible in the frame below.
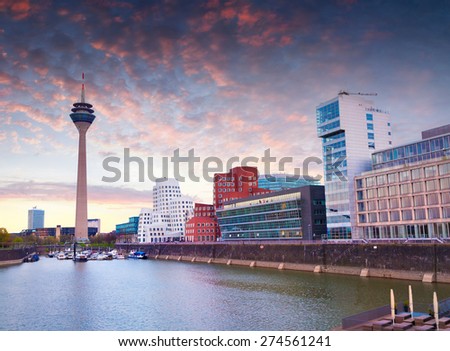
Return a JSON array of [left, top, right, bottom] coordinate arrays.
[[116, 242, 450, 283], [0, 247, 35, 266]]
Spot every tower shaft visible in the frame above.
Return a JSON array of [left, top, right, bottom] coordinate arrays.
[[74, 122, 90, 241]]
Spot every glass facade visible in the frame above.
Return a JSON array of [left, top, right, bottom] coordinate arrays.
[[217, 192, 302, 240], [258, 174, 320, 191], [372, 133, 450, 170], [116, 216, 139, 235]]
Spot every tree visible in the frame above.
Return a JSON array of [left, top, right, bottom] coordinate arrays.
[[0, 228, 11, 244]]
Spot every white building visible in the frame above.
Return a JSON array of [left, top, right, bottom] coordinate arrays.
[[137, 178, 193, 243], [316, 91, 392, 239]]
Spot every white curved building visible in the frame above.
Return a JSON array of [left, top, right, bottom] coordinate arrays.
[[137, 178, 193, 243]]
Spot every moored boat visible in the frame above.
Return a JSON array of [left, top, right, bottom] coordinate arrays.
[[128, 251, 148, 259]]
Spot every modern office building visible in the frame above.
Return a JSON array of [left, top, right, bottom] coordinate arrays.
[[355, 124, 450, 239], [70, 74, 96, 242], [214, 166, 271, 209], [217, 186, 326, 241], [137, 178, 194, 243], [316, 91, 392, 239], [185, 203, 220, 242], [258, 174, 320, 192], [28, 207, 44, 229], [116, 216, 139, 235]]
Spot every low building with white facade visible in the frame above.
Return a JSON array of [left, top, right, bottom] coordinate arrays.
[[137, 178, 193, 243], [355, 124, 450, 239]]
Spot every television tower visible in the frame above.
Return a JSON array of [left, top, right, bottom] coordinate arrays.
[[70, 73, 96, 242]]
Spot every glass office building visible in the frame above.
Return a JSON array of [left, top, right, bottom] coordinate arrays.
[[217, 186, 326, 241], [116, 216, 139, 235], [28, 207, 44, 230], [316, 92, 391, 239]]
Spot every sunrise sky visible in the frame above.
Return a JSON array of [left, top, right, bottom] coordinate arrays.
[[0, 0, 449, 233]]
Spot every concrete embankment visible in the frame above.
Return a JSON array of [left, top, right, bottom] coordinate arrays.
[[0, 247, 35, 266], [116, 242, 450, 284]]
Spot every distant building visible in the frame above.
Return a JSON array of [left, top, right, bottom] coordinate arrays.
[[214, 166, 271, 209], [88, 219, 101, 235], [316, 91, 392, 239], [137, 178, 194, 243], [258, 174, 320, 192], [20, 226, 98, 237], [28, 207, 44, 229], [355, 124, 450, 239], [216, 186, 326, 241], [185, 203, 220, 242]]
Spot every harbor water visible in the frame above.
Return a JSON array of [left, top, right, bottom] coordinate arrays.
[[1, 257, 450, 331]]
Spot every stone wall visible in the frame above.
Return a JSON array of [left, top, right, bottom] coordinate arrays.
[[115, 242, 450, 283]]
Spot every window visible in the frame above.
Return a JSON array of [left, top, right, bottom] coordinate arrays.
[[427, 193, 439, 205], [415, 209, 426, 220], [368, 142, 375, 149], [414, 195, 425, 206], [379, 212, 389, 222], [440, 177, 450, 190], [367, 123, 374, 130], [390, 198, 399, 209], [399, 171, 410, 182], [426, 180, 437, 192], [387, 173, 398, 184], [368, 132, 375, 140], [424, 165, 437, 178], [401, 197, 412, 208], [412, 182, 424, 193], [389, 186, 398, 196], [400, 184, 411, 195], [411, 168, 423, 180], [428, 208, 440, 219], [366, 114, 373, 121], [368, 201, 377, 211], [378, 199, 388, 210], [377, 175, 386, 186], [439, 163, 450, 176], [390, 211, 400, 221], [402, 210, 413, 221]]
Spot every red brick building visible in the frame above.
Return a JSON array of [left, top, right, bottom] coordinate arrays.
[[185, 203, 220, 242], [213, 166, 271, 209]]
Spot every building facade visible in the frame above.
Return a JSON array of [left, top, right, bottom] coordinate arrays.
[[137, 178, 193, 243], [28, 207, 44, 229], [316, 91, 392, 239], [116, 216, 139, 235], [216, 186, 326, 241], [185, 203, 220, 242], [355, 125, 450, 239], [214, 166, 271, 209], [258, 174, 320, 191]]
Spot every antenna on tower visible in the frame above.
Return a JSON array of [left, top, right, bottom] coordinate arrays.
[[81, 72, 85, 103]]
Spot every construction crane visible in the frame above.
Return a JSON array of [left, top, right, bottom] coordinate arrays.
[[338, 90, 377, 96]]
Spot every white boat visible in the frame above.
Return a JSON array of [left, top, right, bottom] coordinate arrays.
[[117, 253, 126, 259], [56, 252, 66, 260], [74, 253, 88, 262]]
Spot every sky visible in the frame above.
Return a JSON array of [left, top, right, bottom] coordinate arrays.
[[0, 0, 449, 233]]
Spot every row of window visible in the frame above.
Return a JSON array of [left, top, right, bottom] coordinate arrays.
[[358, 206, 450, 223], [357, 178, 450, 200], [357, 163, 450, 188], [358, 192, 450, 211]]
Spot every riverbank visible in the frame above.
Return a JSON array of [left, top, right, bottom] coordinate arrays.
[[116, 242, 450, 284]]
